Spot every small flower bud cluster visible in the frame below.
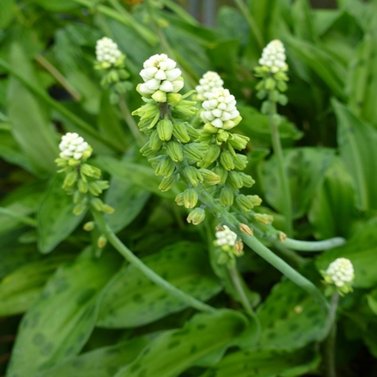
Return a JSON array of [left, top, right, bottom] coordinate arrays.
[[215, 225, 237, 247], [258, 40, 288, 73], [200, 88, 242, 130], [196, 71, 224, 100], [138, 54, 184, 103], [59, 132, 92, 161], [215, 225, 244, 264], [323, 258, 354, 295], [255, 40, 289, 114], [56, 133, 113, 216], [96, 37, 123, 67]]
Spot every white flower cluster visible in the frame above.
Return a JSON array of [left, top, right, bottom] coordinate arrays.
[[215, 225, 238, 247], [96, 37, 122, 66], [259, 39, 287, 73], [196, 71, 224, 100], [324, 258, 354, 288], [200, 87, 241, 129], [138, 54, 184, 97], [59, 132, 91, 161]]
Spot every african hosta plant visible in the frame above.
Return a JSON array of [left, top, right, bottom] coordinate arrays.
[[1, 1, 377, 377]]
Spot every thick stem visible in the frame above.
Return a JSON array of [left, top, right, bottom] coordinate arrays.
[[119, 95, 145, 146], [281, 237, 346, 252], [227, 264, 254, 316], [93, 211, 215, 313], [199, 190, 328, 310], [269, 102, 293, 236]]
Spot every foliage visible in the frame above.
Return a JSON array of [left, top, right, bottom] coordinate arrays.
[[1, 0, 377, 376]]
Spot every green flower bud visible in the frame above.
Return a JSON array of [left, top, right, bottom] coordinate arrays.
[[182, 188, 199, 209], [220, 186, 234, 207], [265, 77, 276, 90], [88, 181, 110, 196], [173, 100, 197, 118], [97, 235, 107, 249], [216, 129, 229, 143], [211, 169, 226, 185], [239, 173, 255, 187], [220, 150, 235, 171], [236, 194, 262, 212], [254, 213, 273, 225], [175, 192, 184, 206], [73, 201, 87, 216], [186, 124, 200, 139], [63, 170, 78, 190], [172, 122, 190, 143], [157, 118, 174, 141], [167, 93, 182, 105], [83, 221, 95, 231], [200, 169, 221, 185], [198, 144, 221, 168], [187, 207, 206, 225], [228, 171, 244, 189], [140, 142, 154, 158], [78, 179, 89, 193], [229, 133, 249, 150], [153, 156, 175, 177], [158, 174, 176, 192], [81, 164, 101, 179], [150, 130, 163, 151], [233, 154, 248, 170], [203, 123, 219, 134], [184, 143, 205, 163], [165, 141, 184, 162], [151, 90, 167, 103], [183, 166, 203, 187]]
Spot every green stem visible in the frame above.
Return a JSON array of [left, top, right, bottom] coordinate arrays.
[[93, 211, 215, 313], [323, 293, 339, 377], [233, 0, 264, 49], [281, 237, 346, 252], [199, 190, 328, 309], [269, 102, 293, 236], [0, 207, 36, 227], [119, 95, 145, 146], [35, 55, 81, 101], [227, 264, 254, 317]]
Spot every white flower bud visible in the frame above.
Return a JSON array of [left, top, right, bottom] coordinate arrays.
[[196, 71, 224, 100], [324, 258, 354, 289], [58, 132, 92, 161], [96, 37, 122, 66], [200, 87, 241, 130], [215, 225, 238, 247], [259, 39, 288, 73], [138, 54, 184, 100]]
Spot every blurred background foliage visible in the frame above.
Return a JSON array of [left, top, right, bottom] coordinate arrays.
[[1, 0, 377, 376]]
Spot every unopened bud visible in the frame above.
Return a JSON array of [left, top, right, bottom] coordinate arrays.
[[278, 231, 287, 241], [154, 156, 175, 177], [151, 90, 167, 103], [157, 118, 174, 141], [81, 164, 101, 179], [97, 235, 107, 249], [254, 213, 273, 225], [220, 186, 234, 207], [229, 133, 249, 150], [187, 207, 206, 225], [220, 150, 235, 170], [200, 169, 221, 185], [236, 194, 262, 212], [184, 143, 205, 163], [63, 171, 78, 190], [165, 141, 184, 162], [83, 221, 95, 231], [167, 93, 182, 105], [149, 130, 163, 151], [172, 122, 190, 143], [158, 174, 176, 192], [239, 223, 253, 236], [234, 240, 244, 256], [233, 154, 248, 170], [182, 188, 198, 209], [198, 145, 221, 168], [183, 166, 203, 187], [228, 171, 244, 189]]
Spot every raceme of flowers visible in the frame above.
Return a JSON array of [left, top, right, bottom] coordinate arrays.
[[323, 257, 354, 294], [258, 39, 288, 73], [96, 37, 123, 66], [200, 87, 242, 130], [196, 71, 224, 100], [137, 53, 184, 102], [58, 132, 92, 161], [215, 225, 237, 247]]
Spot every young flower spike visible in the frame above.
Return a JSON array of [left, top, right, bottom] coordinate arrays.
[[258, 39, 288, 73], [137, 53, 184, 102], [196, 71, 224, 100], [96, 37, 123, 67], [323, 258, 354, 295], [200, 87, 241, 130], [58, 132, 92, 161]]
